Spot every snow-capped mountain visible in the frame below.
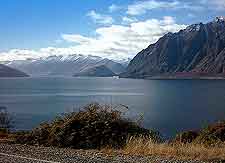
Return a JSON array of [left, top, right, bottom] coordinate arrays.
[[5, 54, 126, 77]]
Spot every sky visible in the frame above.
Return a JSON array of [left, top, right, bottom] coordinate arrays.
[[0, 0, 225, 61]]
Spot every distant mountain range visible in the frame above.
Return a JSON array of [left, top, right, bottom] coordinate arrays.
[[121, 17, 225, 79], [3, 54, 128, 77], [0, 64, 28, 77]]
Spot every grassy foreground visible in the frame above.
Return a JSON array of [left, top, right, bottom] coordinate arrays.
[[1, 103, 225, 161], [108, 137, 225, 161]]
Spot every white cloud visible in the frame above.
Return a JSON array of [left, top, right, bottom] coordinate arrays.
[[87, 10, 114, 25], [0, 17, 186, 61], [126, 0, 203, 15], [187, 13, 196, 18], [163, 16, 176, 24], [0, 49, 41, 61], [54, 39, 63, 44], [62, 17, 186, 60], [122, 16, 138, 24], [213, 0, 225, 8], [61, 34, 94, 44], [127, 0, 179, 15], [201, 0, 225, 11], [109, 4, 120, 12]]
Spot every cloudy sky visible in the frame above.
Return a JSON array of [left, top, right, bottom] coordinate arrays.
[[0, 0, 225, 61]]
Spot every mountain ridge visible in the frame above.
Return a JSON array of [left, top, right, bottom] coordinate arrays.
[[4, 54, 127, 77], [0, 64, 29, 77], [121, 17, 225, 79], [73, 65, 116, 77]]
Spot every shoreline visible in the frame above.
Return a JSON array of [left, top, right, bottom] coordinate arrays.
[[120, 76, 225, 80], [1, 75, 225, 80]]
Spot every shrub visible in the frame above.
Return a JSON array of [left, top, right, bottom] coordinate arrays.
[[0, 106, 13, 133], [175, 131, 199, 144], [174, 121, 225, 146], [194, 121, 225, 146], [15, 103, 160, 149]]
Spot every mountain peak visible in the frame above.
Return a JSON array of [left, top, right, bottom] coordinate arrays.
[[6, 54, 126, 76], [122, 18, 225, 78], [185, 23, 202, 32], [214, 16, 225, 23]]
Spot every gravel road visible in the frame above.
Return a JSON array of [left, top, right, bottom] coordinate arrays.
[[0, 143, 221, 163]]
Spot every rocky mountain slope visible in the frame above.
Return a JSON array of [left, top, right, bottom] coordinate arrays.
[[73, 65, 116, 77], [0, 64, 28, 77], [122, 17, 225, 78], [4, 54, 126, 77]]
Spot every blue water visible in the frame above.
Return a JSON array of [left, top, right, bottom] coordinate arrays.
[[0, 77, 225, 137]]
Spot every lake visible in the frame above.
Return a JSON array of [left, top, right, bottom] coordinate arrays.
[[0, 77, 225, 137]]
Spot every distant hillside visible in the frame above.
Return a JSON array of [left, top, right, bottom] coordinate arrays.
[[95, 58, 126, 74], [0, 64, 28, 77], [122, 17, 225, 79], [73, 65, 116, 77], [5, 54, 126, 77]]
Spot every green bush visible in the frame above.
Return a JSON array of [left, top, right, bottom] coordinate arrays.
[[15, 103, 160, 149]]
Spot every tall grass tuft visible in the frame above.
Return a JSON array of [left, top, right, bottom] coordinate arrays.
[[121, 137, 225, 161]]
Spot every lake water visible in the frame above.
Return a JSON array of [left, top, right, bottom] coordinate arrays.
[[0, 77, 225, 137]]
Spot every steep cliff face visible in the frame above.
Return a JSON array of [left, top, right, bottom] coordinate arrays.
[[122, 17, 225, 78], [0, 64, 28, 77]]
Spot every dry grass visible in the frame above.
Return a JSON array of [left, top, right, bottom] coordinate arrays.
[[102, 137, 225, 161]]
